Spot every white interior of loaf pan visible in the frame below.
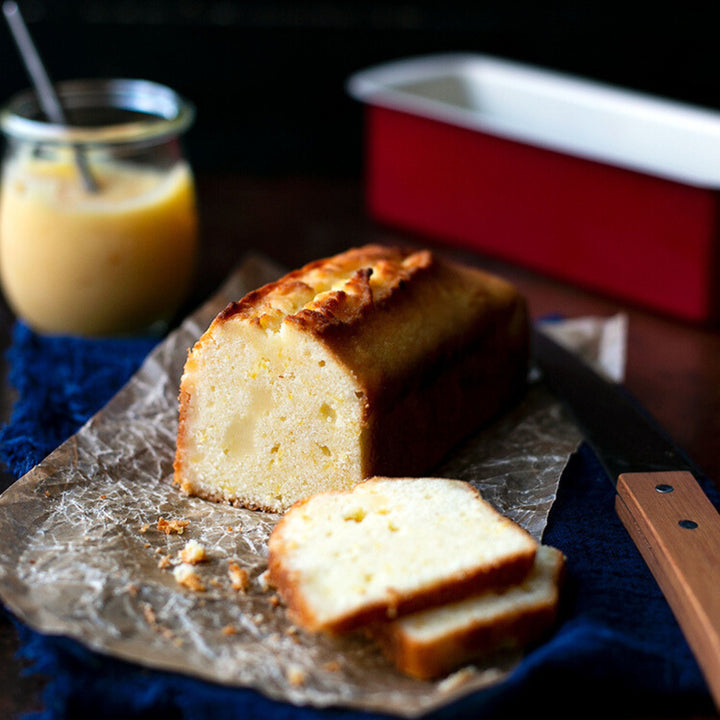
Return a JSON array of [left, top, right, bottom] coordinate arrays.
[[347, 53, 720, 188]]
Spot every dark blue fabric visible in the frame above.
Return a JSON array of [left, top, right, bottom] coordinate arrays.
[[1, 320, 717, 719], [0, 322, 159, 479]]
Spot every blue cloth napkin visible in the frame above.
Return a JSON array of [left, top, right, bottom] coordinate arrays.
[[0, 320, 717, 719]]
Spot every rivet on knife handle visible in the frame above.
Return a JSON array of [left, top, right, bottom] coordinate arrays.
[[615, 470, 720, 709]]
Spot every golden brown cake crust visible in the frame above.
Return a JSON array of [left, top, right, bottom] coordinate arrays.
[[375, 599, 560, 680], [218, 245, 432, 333]]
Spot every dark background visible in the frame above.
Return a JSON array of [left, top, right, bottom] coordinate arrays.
[[1, 1, 720, 176]]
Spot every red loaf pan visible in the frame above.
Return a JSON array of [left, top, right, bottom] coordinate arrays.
[[347, 54, 720, 323]]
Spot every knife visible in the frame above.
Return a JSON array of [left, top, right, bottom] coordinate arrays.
[[532, 325, 720, 710]]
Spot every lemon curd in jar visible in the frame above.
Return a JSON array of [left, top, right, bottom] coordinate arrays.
[[0, 150, 198, 336], [0, 78, 199, 336]]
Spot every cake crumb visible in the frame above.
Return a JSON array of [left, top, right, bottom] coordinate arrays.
[[437, 666, 478, 692], [257, 570, 271, 592], [142, 603, 157, 626], [139, 523, 150, 534], [126, 584, 140, 597], [157, 517, 189, 535], [157, 554, 173, 570], [173, 563, 206, 592], [322, 660, 341, 672], [228, 562, 249, 592], [286, 664, 306, 687], [222, 624, 238, 636], [141, 602, 180, 642], [179, 539, 207, 565]]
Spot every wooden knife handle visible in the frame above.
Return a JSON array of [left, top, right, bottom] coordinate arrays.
[[615, 471, 720, 710]]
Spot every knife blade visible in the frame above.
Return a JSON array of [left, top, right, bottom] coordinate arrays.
[[533, 325, 720, 710]]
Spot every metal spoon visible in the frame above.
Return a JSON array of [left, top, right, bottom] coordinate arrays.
[[3, 0, 99, 192]]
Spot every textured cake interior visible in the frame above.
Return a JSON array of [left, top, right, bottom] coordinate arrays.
[[176, 284, 367, 513]]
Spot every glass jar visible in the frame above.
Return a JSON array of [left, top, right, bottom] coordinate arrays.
[[0, 79, 199, 336]]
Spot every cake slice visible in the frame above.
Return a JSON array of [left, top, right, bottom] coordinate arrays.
[[372, 544, 565, 680], [173, 245, 528, 513], [267, 476, 538, 634]]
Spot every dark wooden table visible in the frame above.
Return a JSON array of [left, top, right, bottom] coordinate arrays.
[[2, 173, 720, 718]]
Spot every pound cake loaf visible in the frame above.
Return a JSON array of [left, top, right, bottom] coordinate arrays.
[[267, 477, 538, 634], [174, 244, 528, 512], [372, 544, 565, 680]]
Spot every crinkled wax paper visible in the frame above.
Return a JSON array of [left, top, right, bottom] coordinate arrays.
[[0, 255, 624, 717]]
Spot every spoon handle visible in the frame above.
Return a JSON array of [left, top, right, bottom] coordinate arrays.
[[3, 1, 98, 192]]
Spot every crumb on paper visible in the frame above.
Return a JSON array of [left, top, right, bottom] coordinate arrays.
[[142, 603, 179, 642], [139, 523, 150, 534], [179, 539, 207, 565], [222, 624, 238, 636], [257, 569, 271, 592], [286, 664, 306, 687], [157, 517, 189, 535], [126, 584, 140, 597], [157, 554, 172, 570], [323, 660, 340, 673], [159, 626, 176, 641], [269, 594, 281, 608], [143, 603, 157, 626], [437, 666, 478, 693], [173, 563, 206, 592], [228, 562, 249, 592]]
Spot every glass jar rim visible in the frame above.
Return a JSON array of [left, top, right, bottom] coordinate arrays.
[[0, 78, 195, 146]]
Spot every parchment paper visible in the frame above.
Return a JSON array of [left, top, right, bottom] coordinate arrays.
[[0, 256, 623, 717]]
